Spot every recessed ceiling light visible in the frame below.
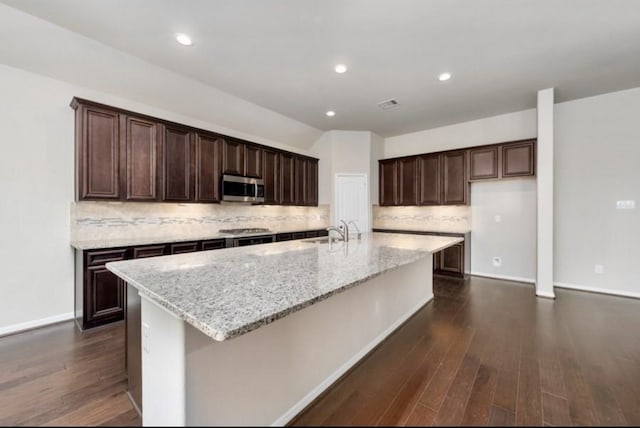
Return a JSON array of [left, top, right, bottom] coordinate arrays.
[[438, 72, 452, 81], [334, 64, 347, 74], [326, 110, 336, 117], [175, 33, 193, 46]]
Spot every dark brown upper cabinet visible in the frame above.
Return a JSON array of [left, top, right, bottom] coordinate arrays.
[[72, 98, 318, 206], [195, 133, 222, 203], [469, 146, 499, 181], [162, 125, 194, 202], [245, 145, 263, 178], [73, 101, 121, 200], [379, 159, 398, 206], [441, 150, 468, 205], [503, 140, 535, 177], [222, 139, 245, 176], [280, 152, 295, 205], [262, 149, 281, 204], [306, 159, 319, 206], [398, 157, 418, 206], [417, 153, 441, 205], [294, 156, 307, 206], [124, 115, 160, 201]]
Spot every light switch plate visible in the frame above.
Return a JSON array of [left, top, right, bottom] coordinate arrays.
[[494, 215, 502, 223], [616, 200, 635, 209]]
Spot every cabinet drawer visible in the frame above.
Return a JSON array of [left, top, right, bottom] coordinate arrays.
[[170, 241, 201, 254], [234, 236, 274, 247], [132, 244, 167, 259], [275, 233, 293, 242], [202, 239, 226, 251], [305, 231, 320, 238], [292, 232, 306, 240], [86, 248, 128, 266]]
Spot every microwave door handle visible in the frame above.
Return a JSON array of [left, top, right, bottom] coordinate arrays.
[[254, 182, 258, 199]]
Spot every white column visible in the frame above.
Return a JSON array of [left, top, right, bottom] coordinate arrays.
[[536, 88, 555, 298]]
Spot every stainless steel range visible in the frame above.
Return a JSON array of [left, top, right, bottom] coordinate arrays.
[[220, 228, 274, 247]]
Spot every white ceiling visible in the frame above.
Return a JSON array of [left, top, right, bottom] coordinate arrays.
[[3, 0, 640, 137]]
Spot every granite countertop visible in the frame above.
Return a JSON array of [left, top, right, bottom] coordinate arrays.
[[70, 227, 327, 250], [106, 232, 462, 342]]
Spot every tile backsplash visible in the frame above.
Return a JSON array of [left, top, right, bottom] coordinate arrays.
[[372, 205, 471, 233], [71, 201, 330, 242]]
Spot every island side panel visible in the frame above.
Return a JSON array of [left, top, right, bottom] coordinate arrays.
[[140, 296, 187, 427], [184, 256, 433, 426]]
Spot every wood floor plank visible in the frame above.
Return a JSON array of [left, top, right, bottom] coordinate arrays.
[[515, 353, 543, 426], [488, 405, 516, 426], [461, 364, 499, 426], [404, 403, 436, 427], [542, 392, 571, 426], [417, 326, 475, 410], [433, 353, 481, 426]]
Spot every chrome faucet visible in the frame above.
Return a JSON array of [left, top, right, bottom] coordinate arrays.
[[348, 220, 362, 240], [340, 219, 349, 242], [326, 225, 345, 241]]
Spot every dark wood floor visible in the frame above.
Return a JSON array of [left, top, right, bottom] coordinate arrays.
[[292, 276, 640, 426], [0, 320, 140, 426], [1, 276, 639, 426]]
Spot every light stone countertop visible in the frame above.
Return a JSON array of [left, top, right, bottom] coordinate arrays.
[[106, 232, 462, 342], [70, 227, 327, 250]]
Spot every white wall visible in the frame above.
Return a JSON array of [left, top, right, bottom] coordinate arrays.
[[384, 109, 538, 282], [470, 180, 537, 282], [554, 87, 640, 297], [311, 130, 378, 227], [0, 61, 321, 333], [384, 109, 537, 158]]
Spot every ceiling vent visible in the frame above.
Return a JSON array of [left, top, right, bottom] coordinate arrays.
[[377, 98, 400, 110]]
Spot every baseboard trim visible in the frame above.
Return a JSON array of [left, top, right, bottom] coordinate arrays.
[[272, 296, 432, 426], [0, 311, 75, 338], [554, 282, 640, 300], [471, 272, 536, 284], [536, 291, 556, 299]]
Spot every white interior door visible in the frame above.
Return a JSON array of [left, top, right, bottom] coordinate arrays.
[[334, 174, 369, 233]]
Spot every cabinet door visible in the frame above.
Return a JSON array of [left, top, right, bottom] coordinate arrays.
[[502, 140, 535, 177], [379, 159, 398, 206], [294, 156, 307, 205], [245, 145, 263, 178], [77, 105, 121, 200], [306, 159, 319, 206], [222, 139, 245, 175], [418, 154, 441, 205], [162, 125, 194, 201], [441, 150, 468, 205], [125, 115, 159, 200], [280, 152, 295, 205], [469, 146, 498, 181], [195, 133, 222, 202], [438, 243, 464, 276], [85, 249, 127, 326], [398, 157, 418, 205], [262, 149, 281, 204]]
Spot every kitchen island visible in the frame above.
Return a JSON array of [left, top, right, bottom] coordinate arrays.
[[107, 232, 462, 426]]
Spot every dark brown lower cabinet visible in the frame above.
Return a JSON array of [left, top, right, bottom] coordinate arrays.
[[170, 241, 201, 254], [435, 243, 465, 277], [372, 228, 470, 278], [76, 248, 128, 330]]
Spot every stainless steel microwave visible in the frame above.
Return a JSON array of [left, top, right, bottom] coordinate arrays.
[[221, 174, 265, 203]]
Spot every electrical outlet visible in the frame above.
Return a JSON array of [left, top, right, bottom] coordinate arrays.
[[595, 264, 604, 274], [616, 200, 635, 209], [494, 215, 501, 223], [492, 257, 502, 267]]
